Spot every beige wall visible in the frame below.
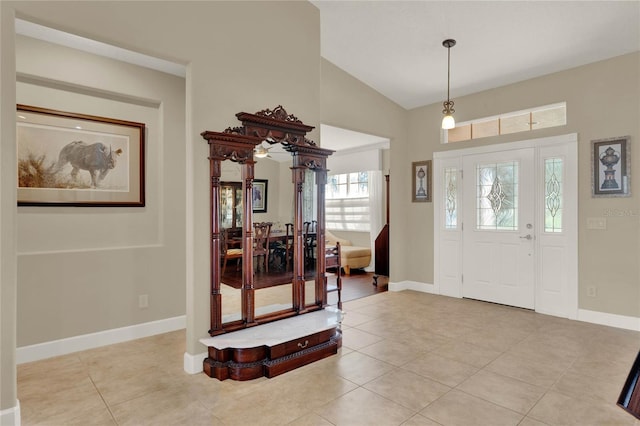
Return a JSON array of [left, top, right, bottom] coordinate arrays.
[[320, 59, 409, 280], [15, 35, 187, 346], [407, 52, 640, 318]]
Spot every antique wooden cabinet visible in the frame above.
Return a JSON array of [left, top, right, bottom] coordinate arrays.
[[200, 106, 341, 380], [619, 350, 640, 419]]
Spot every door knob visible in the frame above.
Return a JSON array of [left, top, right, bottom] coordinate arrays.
[[519, 234, 533, 240]]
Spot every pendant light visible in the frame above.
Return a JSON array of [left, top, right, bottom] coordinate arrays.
[[441, 38, 456, 130]]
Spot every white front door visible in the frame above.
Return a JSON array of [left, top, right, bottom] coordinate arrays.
[[434, 134, 578, 318], [462, 148, 535, 309]]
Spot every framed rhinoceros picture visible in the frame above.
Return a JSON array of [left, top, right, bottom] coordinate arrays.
[[16, 105, 145, 206]]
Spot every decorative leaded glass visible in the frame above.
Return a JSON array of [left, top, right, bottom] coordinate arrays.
[[545, 158, 563, 232], [444, 167, 457, 229], [476, 161, 518, 230]]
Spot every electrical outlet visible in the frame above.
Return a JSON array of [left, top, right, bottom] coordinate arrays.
[[587, 286, 597, 297], [139, 294, 149, 308]]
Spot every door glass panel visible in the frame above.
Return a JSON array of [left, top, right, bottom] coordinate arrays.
[[444, 167, 457, 229], [476, 161, 518, 230], [545, 158, 563, 233]]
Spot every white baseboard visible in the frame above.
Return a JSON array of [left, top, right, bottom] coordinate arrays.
[[578, 309, 640, 332], [389, 280, 436, 293], [184, 351, 207, 375], [17, 316, 186, 364], [0, 400, 20, 426]]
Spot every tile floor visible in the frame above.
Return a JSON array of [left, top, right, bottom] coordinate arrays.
[[17, 290, 640, 426]]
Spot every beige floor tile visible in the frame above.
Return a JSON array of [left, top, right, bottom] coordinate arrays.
[[401, 414, 443, 425], [506, 335, 580, 368], [508, 333, 585, 368], [260, 364, 359, 409], [18, 353, 85, 379], [329, 351, 396, 385], [528, 390, 635, 426], [341, 309, 376, 327], [32, 405, 116, 426], [353, 317, 415, 339], [457, 369, 546, 414], [567, 352, 636, 383], [518, 416, 551, 426], [461, 325, 531, 352], [430, 340, 503, 368], [358, 339, 427, 366], [350, 301, 398, 318], [111, 387, 222, 426], [552, 369, 625, 404], [287, 413, 335, 426], [402, 352, 478, 387], [92, 365, 186, 406], [315, 387, 415, 426], [18, 372, 93, 401], [341, 326, 385, 350], [420, 320, 480, 339], [209, 371, 351, 426], [19, 379, 107, 425], [364, 369, 451, 411], [420, 389, 523, 426], [388, 330, 452, 354], [82, 348, 161, 383], [485, 352, 568, 388]]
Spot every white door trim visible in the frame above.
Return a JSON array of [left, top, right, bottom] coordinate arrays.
[[434, 133, 578, 319]]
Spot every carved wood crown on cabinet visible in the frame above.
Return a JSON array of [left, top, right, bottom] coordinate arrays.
[[200, 106, 340, 380]]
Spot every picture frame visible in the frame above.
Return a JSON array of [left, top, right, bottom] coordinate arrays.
[[17, 105, 145, 207], [253, 179, 268, 212], [412, 160, 432, 202], [591, 136, 631, 197]]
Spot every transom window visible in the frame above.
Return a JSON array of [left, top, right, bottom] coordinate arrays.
[[446, 102, 566, 143]]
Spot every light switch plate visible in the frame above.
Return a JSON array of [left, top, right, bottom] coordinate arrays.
[[587, 217, 607, 230]]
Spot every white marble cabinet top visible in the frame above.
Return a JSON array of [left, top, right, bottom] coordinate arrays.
[[200, 308, 342, 350]]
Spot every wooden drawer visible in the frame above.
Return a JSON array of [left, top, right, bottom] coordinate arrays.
[[269, 328, 335, 359]]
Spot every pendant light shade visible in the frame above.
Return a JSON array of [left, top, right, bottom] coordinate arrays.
[[442, 113, 455, 130], [441, 39, 456, 130]]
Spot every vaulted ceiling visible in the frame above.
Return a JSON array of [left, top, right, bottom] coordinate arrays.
[[312, 1, 640, 110]]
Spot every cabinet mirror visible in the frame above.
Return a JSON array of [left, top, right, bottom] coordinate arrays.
[[202, 106, 334, 335]]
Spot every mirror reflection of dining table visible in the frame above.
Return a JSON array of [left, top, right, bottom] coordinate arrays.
[[226, 228, 317, 279]]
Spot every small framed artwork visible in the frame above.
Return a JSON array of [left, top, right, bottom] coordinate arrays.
[[253, 179, 268, 212], [591, 136, 631, 197], [17, 104, 145, 206], [412, 160, 432, 202]]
